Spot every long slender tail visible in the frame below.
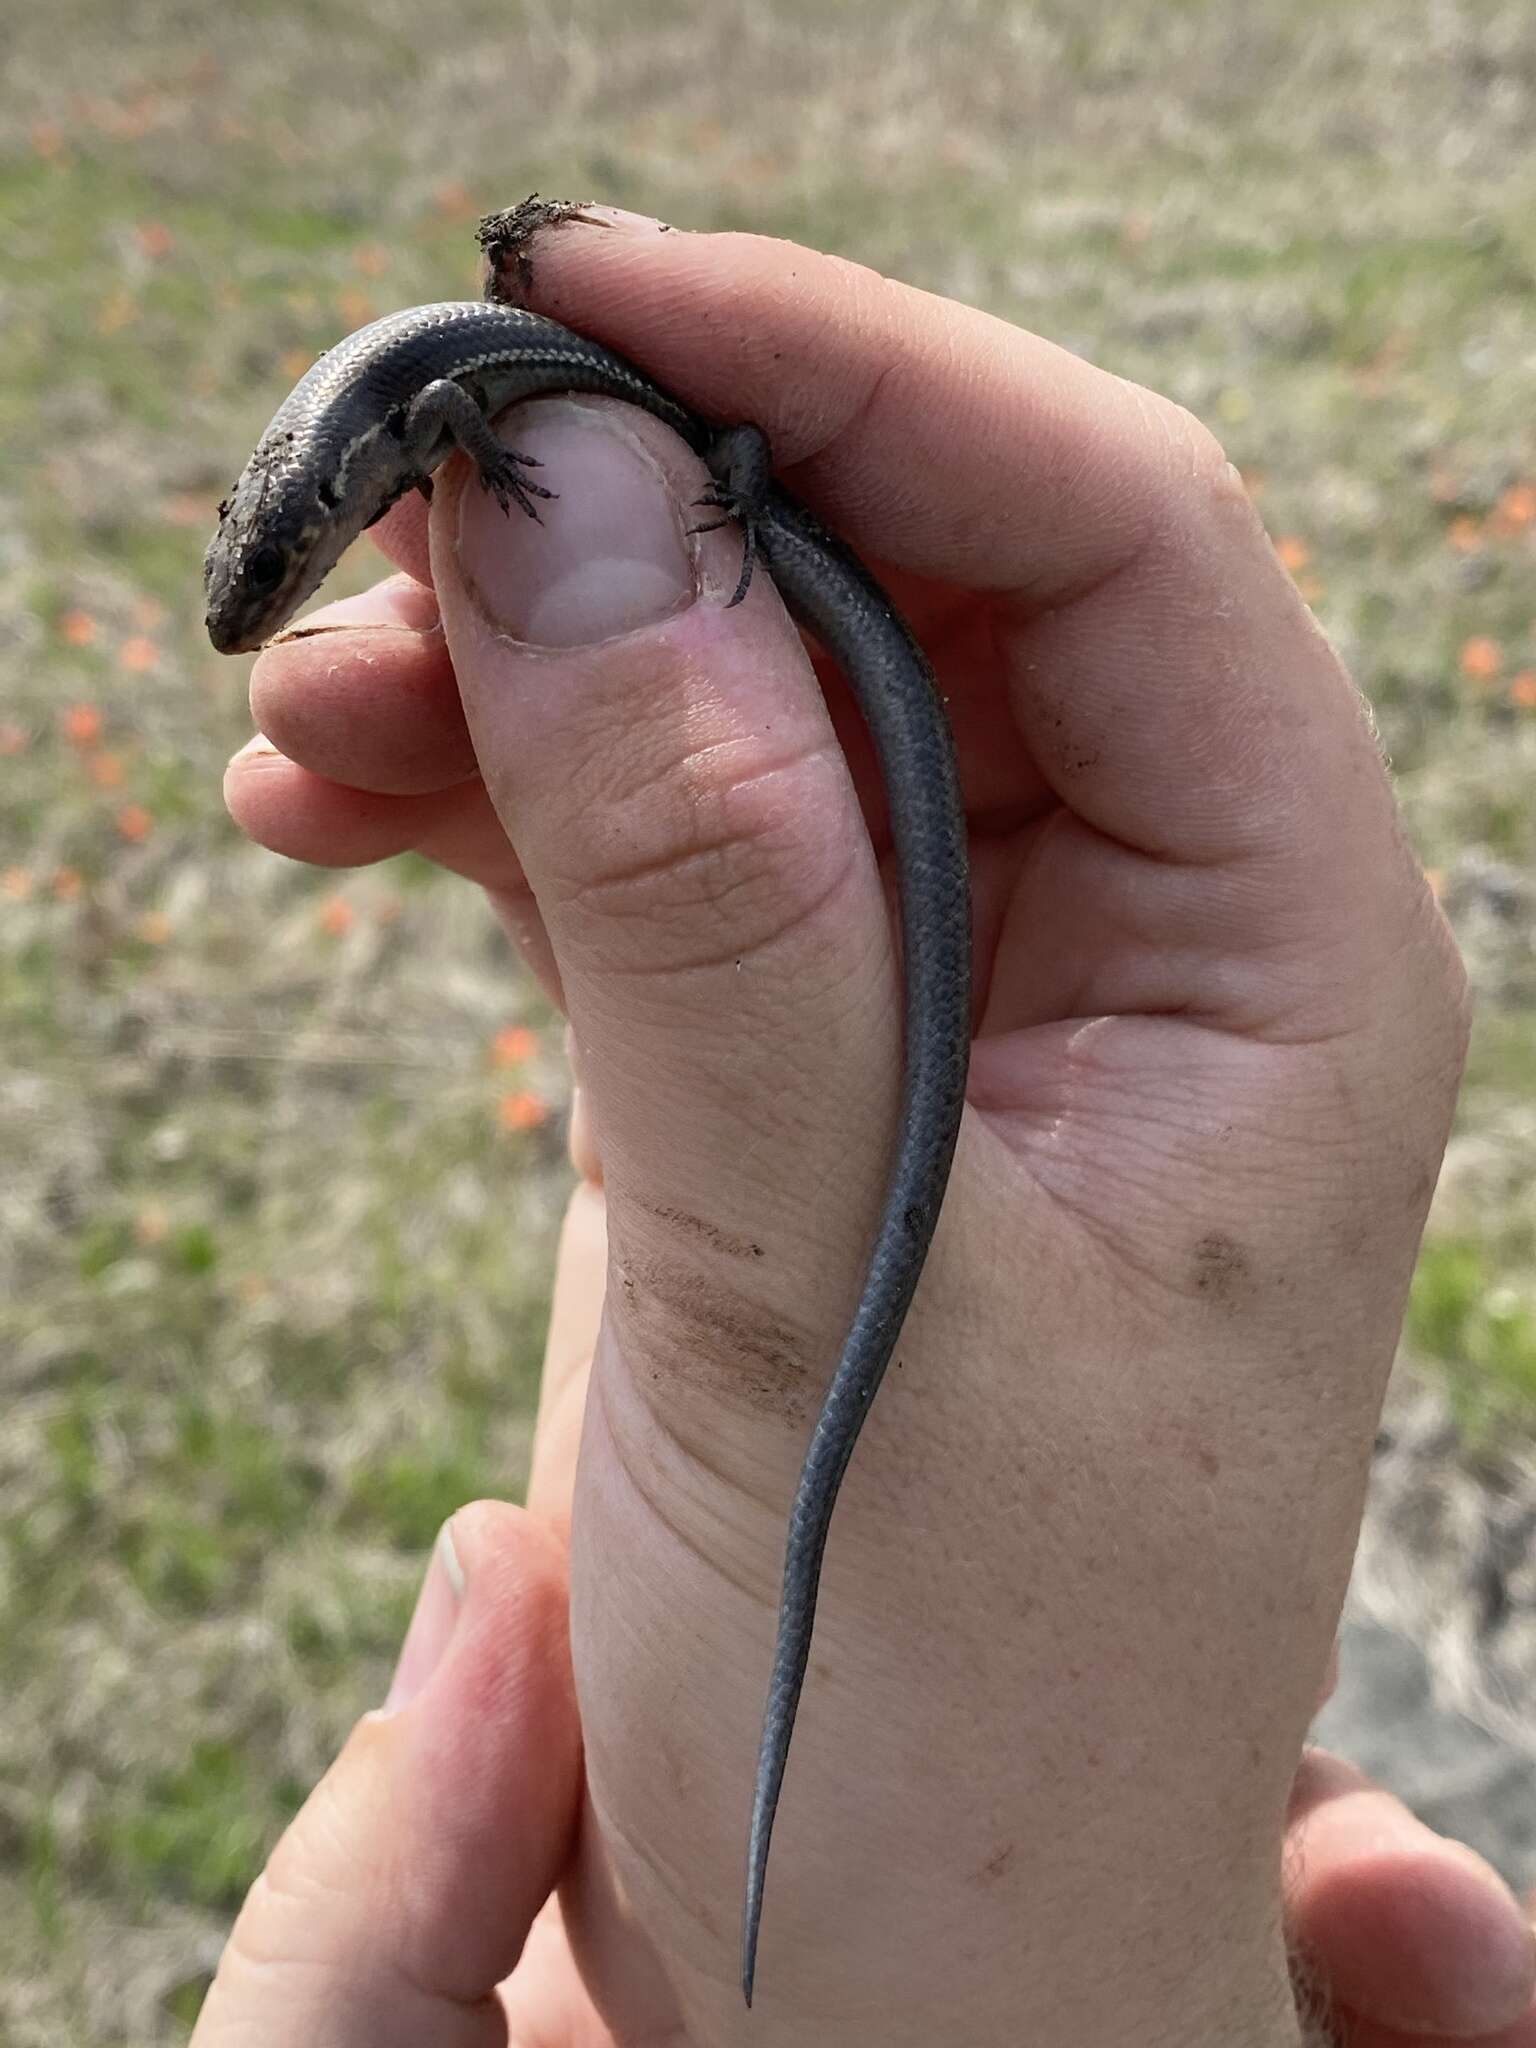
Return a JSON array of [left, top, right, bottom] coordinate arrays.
[[740, 488, 971, 2007], [740, 1114, 963, 2003], [741, 1358, 870, 2005]]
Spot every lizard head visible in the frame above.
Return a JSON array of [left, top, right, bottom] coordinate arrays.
[[204, 436, 361, 655]]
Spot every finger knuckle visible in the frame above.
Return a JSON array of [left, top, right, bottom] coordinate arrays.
[[1123, 384, 1256, 533], [549, 735, 857, 977]]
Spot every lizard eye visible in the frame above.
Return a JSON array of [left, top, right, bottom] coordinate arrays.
[[246, 544, 287, 596]]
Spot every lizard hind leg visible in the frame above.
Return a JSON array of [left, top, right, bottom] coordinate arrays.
[[697, 424, 773, 608]]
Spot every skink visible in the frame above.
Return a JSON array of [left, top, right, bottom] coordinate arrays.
[[203, 217, 971, 2006]]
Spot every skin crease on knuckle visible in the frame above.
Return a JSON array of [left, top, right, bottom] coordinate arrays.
[[485, 636, 862, 984], [545, 774, 860, 985]]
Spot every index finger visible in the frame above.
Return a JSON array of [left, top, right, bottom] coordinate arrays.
[[491, 208, 1182, 603], [498, 211, 1414, 919]]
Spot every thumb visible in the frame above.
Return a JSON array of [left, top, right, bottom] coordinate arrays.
[[193, 1504, 584, 2046], [430, 396, 903, 1461]]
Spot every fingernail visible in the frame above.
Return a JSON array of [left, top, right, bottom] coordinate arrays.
[[274, 575, 440, 643], [382, 1519, 466, 1714], [565, 1026, 602, 1184], [1315, 1638, 1339, 1712], [577, 205, 674, 235], [569, 1084, 603, 1185], [457, 401, 695, 646], [233, 732, 280, 761]]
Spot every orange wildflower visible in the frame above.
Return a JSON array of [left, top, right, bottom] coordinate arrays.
[[433, 181, 476, 220], [118, 636, 158, 673], [94, 90, 159, 141], [116, 803, 153, 842], [1459, 636, 1502, 684], [0, 723, 27, 757], [498, 1090, 551, 1133], [162, 492, 212, 528], [88, 752, 125, 789], [336, 288, 375, 330], [63, 702, 102, 745], [133, 221, 174, 260], [353, 242, 390, 277], [135, 1203, 170, 1246], [59, 609, 97, 646], [1509, 671, 1536, 710], [138, 910, 172, 944], [1446, 517, 1484, 553], [491, 1025, 539, 1067], [1275, 536, 1310, 574], [1492, 483, 1536, 534], [51, 867, 83, 901], [318, 895, 354, 937], [2, 868, 34, 900], [280, 348, 312, 382]]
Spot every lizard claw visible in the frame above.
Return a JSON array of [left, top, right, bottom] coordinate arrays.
[[479, 447, 557, 522], [688, 484, 758, 606]]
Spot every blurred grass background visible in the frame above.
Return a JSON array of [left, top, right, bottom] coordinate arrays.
[[2, 0, 1535, 2037]]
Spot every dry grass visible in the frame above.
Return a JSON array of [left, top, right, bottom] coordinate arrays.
[[3, 1, 1535, 2037]]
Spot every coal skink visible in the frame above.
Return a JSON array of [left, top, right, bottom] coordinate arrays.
[[203, 223, 971, 2006]]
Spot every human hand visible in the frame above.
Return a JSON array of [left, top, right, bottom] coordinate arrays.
[[193, 1178, 1536, 2048], [206, 217, 1527, 2044]]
